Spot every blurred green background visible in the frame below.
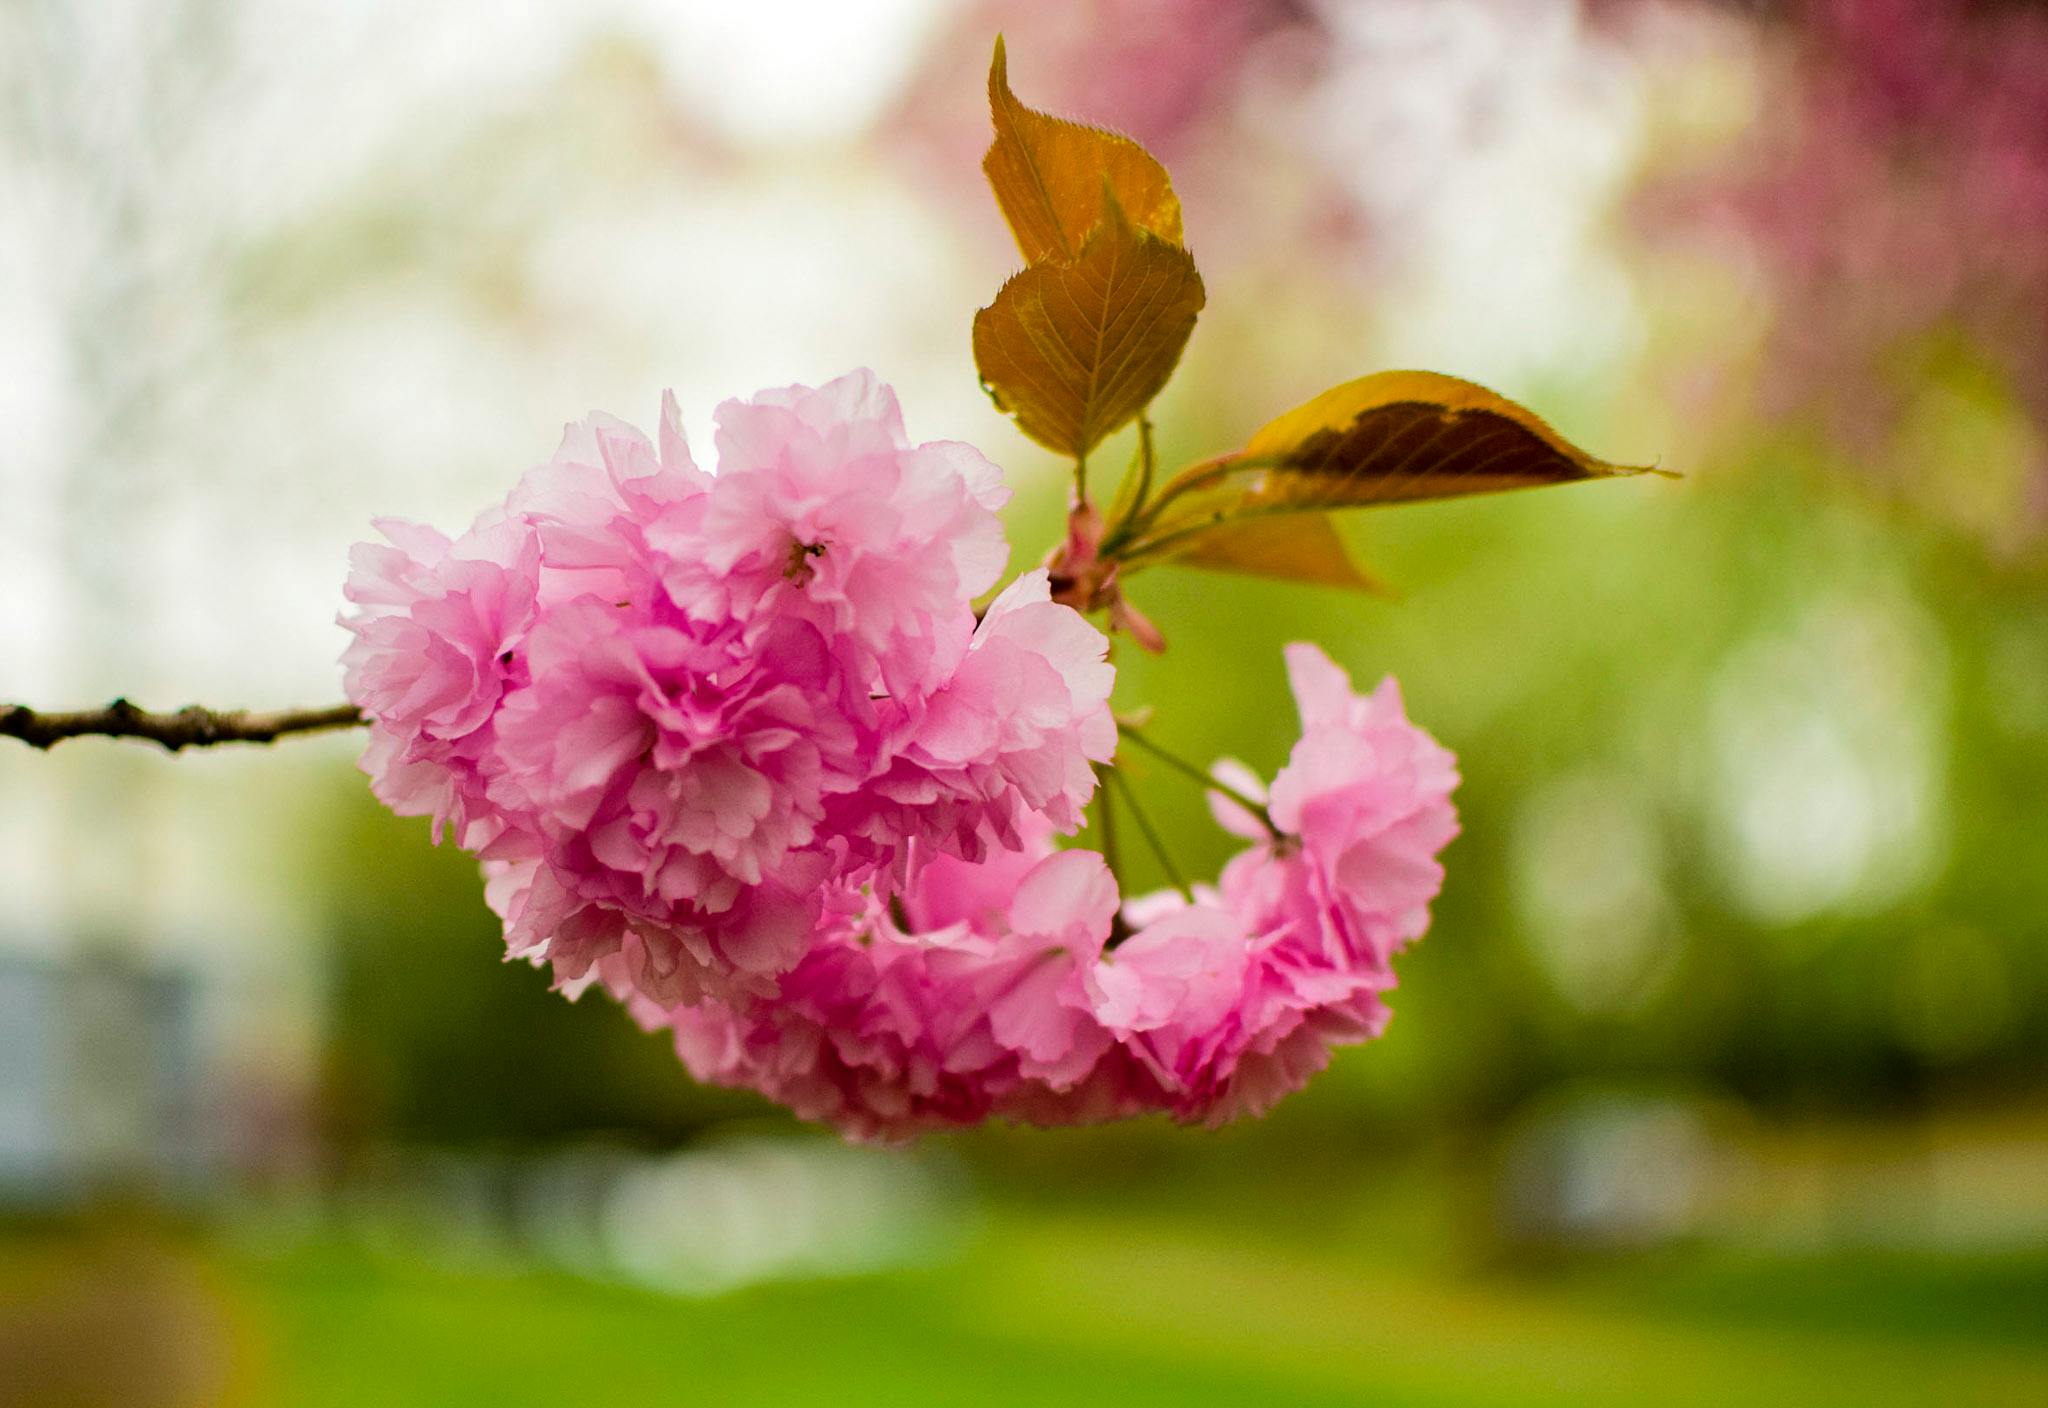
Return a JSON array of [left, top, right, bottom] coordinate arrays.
[[2, 1, 2045, 1403]]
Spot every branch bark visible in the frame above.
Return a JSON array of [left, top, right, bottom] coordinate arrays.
[[0, 700, 365, 753]]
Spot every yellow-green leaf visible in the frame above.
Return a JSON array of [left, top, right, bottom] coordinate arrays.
[[983, 36, 1183, 264], [1174, 513, 1387, 593], [1118, 370, 1664, 565], [972, 189, 1205, 459]]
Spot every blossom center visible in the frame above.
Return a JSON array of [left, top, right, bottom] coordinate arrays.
[[784, 537, 828, 585]]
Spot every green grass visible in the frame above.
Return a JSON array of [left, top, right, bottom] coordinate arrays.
[[234, 1209, 2048, 1407], [10, 1194, 2043, 1406]]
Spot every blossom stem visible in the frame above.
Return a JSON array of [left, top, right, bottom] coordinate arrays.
[[1091, 763, 1121, 877], [1131, 413, 1157, 516], [1105, 766, 1193, 903], [1090, 766, 1135, 947], [1097, 451, 1302, 560], [1097, 452, 1232, 555], [0, 700, 365, 752], [1116, 725, 1281, 838]]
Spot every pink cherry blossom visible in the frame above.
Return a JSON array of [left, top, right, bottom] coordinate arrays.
[[339, 512, 540, 847], [669, 835, 1146, 1142], [341, 372, 1108, 1006], [850, 569, 1117, 863], [482, 599, 863, 1001], [1097, 647, 1455, 1125], [1218, 643, 1462, 971], [656, 374, 1010, 698], [343, 374, 1457, 1138], [657, 644, 1458, 1140]]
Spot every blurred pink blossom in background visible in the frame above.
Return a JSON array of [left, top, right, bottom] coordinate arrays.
[[1637, 0, 2048, 545]]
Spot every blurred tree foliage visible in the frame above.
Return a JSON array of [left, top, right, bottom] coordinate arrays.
[[276, 1, 2048, 1156], [297, 415, 2048, 1153], [304, 785, 775, 1150]]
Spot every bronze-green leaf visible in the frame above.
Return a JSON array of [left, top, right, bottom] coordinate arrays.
[[972, 189, 1205, 459], [983, 35, 1183, 264], [1116, 370, 1665, 567], [1174, 513, 1387, 593]]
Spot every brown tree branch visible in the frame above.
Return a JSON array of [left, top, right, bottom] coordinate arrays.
[[0, 699, 365, 753]]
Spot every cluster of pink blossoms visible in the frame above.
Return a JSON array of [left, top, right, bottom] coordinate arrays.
[[670, 644, 1458, 1139], [343, 372, 1458, 1139]]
